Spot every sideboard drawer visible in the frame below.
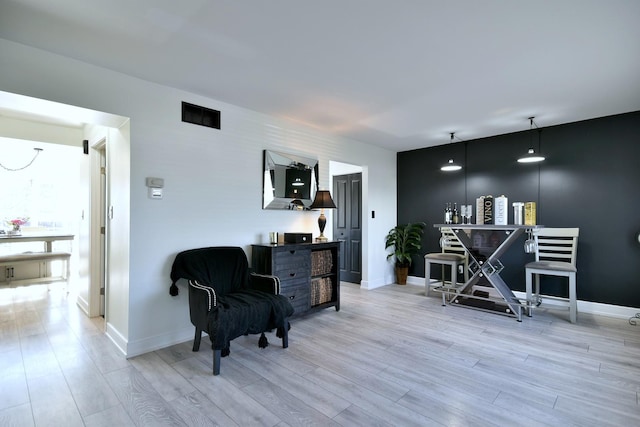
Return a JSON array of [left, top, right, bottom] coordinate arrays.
[[280, 282, 310, 314], [272, 248, 310, 281], [273, 264, 310, 282], [278, 275, 308, 291], [273, 249, 310, 271]]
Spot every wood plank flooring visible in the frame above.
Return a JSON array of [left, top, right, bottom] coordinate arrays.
[[1, 282, 638, 426]]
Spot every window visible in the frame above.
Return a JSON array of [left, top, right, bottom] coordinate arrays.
[[0, 138, 81, 235]]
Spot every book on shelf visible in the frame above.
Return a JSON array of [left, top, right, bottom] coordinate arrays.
[[524, 201, 537, 225], [483, 195, 494, 224], [475, 196, 484, 224], [494, 195, 508, 225]]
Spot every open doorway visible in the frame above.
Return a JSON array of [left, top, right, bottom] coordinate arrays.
[[0, 91, 130, 353]]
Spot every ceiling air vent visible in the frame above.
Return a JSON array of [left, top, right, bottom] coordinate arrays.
[[182, 101, 221, 129]]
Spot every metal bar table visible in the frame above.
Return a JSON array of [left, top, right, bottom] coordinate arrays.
[[433, 224, 543, 321]]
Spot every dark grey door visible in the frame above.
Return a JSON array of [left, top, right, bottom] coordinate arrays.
[[333, 173, 362, 284]]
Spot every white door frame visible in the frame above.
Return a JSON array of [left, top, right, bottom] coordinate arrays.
[[88, 137, 107, 320]]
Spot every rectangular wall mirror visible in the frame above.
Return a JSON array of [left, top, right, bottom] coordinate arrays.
[[263, 149, 318, 210]]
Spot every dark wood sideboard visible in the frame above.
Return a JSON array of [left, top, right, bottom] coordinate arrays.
[[251, 241, 340, 317]]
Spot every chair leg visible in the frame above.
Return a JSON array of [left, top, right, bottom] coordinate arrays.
[[281, 323, 289, 349], [213, 349, 221, 375], [525, 269, 533, 317], [192, 328, 202, 351], [450, 262, 457, 288], [569, 273, 577, 323], [425, 261, 432, 296]]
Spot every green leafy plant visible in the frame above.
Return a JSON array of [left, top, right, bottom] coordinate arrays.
[[385, 222, 426, 267]]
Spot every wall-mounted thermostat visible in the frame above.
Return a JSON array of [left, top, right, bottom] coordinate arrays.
[[146, 177, 164, 199], [146, 177, 164, 188]]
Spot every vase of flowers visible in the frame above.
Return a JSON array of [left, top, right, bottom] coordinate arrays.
[[6, 217, 28, 235]]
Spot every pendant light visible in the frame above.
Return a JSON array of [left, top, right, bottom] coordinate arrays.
[[517, 117, 545, 163], [0, 147, 43, 171], [441, 133, 462, 171]]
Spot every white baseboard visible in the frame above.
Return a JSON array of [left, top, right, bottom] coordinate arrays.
[[124, 327, 195, 358], [407, 275, 640, 320], [360, 277, 387, 290], [75, 294, 90, 316], [105, 322, 128, 357]]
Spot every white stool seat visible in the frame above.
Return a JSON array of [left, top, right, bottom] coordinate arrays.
[[424, 253, 465, 262], [526, 260, 576, 273]]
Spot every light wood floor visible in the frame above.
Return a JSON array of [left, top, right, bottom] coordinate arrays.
[[1, 282, 639, 426]]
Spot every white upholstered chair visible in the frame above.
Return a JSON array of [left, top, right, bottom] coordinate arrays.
[[525, 227, 579, 323], [425, 228, 469, 298]]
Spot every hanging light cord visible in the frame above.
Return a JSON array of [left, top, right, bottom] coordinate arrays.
[[0, 148, 43, 171], [536, 119, 542, 212], [527, 116, 543, 213], [451, 133, 465, 142], [528, 116, 540, 149], [529, 117, 540, 130], [464, 141, 468, 203]]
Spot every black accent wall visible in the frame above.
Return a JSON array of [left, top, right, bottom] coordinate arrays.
[[397, 111, 640, 308]]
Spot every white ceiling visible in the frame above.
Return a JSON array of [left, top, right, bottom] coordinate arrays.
[[1, 0, 639, 152]]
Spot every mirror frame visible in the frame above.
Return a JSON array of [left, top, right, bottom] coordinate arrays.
[[262, 149, 318, 210]]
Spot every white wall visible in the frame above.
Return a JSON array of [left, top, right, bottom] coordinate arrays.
[[0, 38, 397, 356], [0, 116, 82, 147]]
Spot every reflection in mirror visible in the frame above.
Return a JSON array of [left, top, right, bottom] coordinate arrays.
[[263, 150, 318, 210]]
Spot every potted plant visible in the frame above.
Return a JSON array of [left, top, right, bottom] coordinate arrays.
[[385, 222, 426, 284]]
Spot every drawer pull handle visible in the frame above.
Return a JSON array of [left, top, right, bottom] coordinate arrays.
[[289, 295, 295, 300], [289, 250, 296, 254], [289, 273, 296, 277]]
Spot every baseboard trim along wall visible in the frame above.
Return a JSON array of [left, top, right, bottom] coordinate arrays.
[[105, 322, 128, 357], [361, 277, 387, 290], [76, 294, 90, 316], [124, 326, 195, 359]]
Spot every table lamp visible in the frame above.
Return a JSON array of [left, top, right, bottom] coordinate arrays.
[[309, 190, 336, 242]]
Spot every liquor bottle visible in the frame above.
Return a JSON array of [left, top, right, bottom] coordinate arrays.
[[444, 203, 449, 224], [452, 203, 459, 224]]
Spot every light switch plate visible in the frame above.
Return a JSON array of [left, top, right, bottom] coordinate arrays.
[[148, 187, 163, 199]]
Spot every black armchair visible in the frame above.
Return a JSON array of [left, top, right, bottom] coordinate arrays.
[[170, 246, 294, 375]]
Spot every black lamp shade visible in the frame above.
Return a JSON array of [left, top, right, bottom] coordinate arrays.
[[310, 190, 336, 209]]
